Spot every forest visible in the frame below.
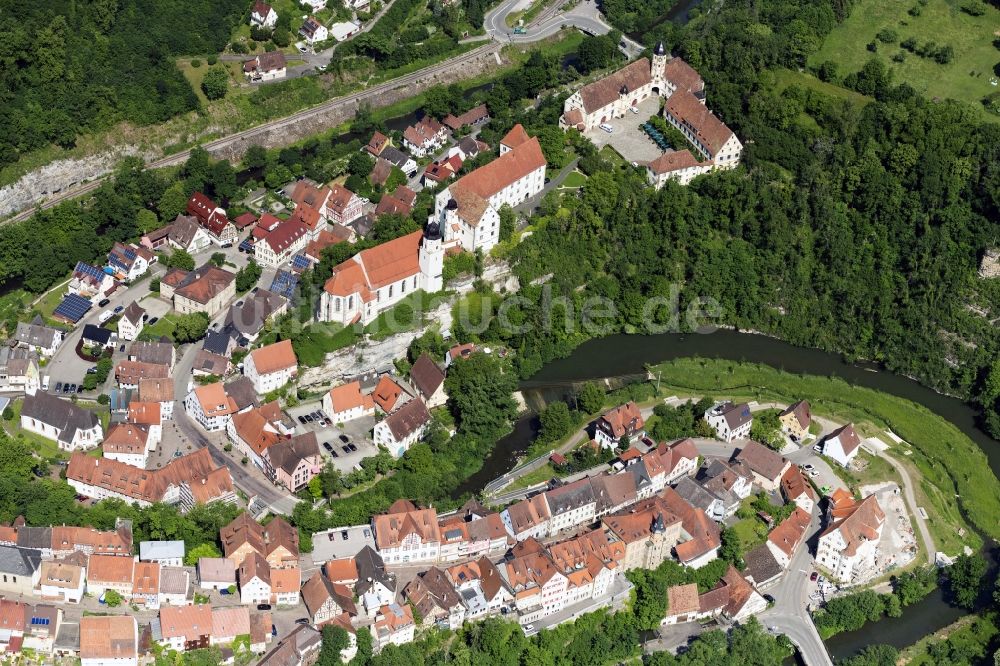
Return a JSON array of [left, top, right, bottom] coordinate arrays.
[[0, 0, 246, 171]]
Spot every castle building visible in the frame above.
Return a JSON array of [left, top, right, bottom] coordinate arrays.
[[560, 44, 742, 186]]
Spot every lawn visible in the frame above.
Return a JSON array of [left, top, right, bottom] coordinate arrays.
[[177, 59, 212, 105], [649, 357, 998, 553], [507, 463, 560, 491], [140, 314, 179, 341], [730, 516, 768, 553], [808, 0, 1000, 119], [560, 170, 588, 189]]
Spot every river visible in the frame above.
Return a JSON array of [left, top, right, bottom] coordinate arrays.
[[456, 330, 1000, 657]]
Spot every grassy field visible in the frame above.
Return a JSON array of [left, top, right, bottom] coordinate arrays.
[[808, 0, 1000, 119], [649, 357, 998, 552], [770, 68, 872, 108], [560, 170, 588, 188]]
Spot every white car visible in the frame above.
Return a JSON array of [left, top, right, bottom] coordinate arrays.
[[629, 106, 640, 114], [808, 470, 820, 478], [98, 310, 114, 324], [813, 444, 823, 453], [599, 123, 614, 133]]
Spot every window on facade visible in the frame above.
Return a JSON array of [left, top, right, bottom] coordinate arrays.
[[389, 285, 393, 297]]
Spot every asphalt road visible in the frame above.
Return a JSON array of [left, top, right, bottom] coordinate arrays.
[[170, 294, 300, 516], [759, 510, 834, 666]]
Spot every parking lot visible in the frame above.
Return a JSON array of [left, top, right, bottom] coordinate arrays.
[[286, 401, 379, 473], [584, 96, 663, 165]]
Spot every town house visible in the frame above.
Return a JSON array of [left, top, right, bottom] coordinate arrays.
[[372, 500, 441, 564], [243, 339, 298, 394]]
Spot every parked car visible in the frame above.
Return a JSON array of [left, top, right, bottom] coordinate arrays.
[[113, 305, 124, 314], [311, 411, 323, 419], [331, 450, 339, 458], [257, 604, 272, 611], [341, 445, 350, 453], [802, 463, 814, 471], [148, 317, 159, 325], [599, 123, 614, 133], [323, 442, 333, 452], [98, 298, 111, 307], [304, 414, 314, 422], [119, 344, 126, 352], [348, 443, 357, 452], [86, 367, 98, 374], [339, 434, 350, 443], [76, 385, 84, 393], [295, 618, 309, 625], [341, 530, 349, 540], [220, 588, 231, 595], [813, 444, 822, 452], [54, 382, 63, 392], [808, 470, 820, 478], [298, 416, 307, 424], [810, 571, 818, 581], [65, 384, 76, 393]]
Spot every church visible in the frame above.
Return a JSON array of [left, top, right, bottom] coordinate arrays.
[[560, 44, 743, 178], [318, 224, 444, 326]]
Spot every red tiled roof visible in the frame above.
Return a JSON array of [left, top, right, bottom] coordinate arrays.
[[576, 59, 652, 114], [451, 135, 545, 202], [663, 57, 704, 93], [323, 231, 422, 297], [372, 375, 404, 413], [249, 339, 297, 375], [665, 89, 736, 156], [648, 149, 706, 174]]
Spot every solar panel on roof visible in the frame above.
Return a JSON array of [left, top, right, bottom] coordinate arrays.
[[269, 270, 299, 299], [73, 261, 105, 281], [53, 294, 93, 322], [291, 254, 311, 271]]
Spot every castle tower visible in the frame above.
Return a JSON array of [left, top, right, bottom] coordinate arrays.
[[617, 83, 630, 117], [652, 41, 667, 83], [419, 221, 444, 293]]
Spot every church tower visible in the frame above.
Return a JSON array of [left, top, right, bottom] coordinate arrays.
[[419, 221, 444, 293], [652, 41, 667, 84]]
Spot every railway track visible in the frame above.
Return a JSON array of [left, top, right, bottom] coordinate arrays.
[[2, 42, 499, 226]]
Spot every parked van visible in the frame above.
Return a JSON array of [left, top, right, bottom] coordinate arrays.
[[98, 310, 114, 324], [599, 123, 614, 133]]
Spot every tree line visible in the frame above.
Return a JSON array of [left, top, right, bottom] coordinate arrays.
[[0, 0, 246, 171]]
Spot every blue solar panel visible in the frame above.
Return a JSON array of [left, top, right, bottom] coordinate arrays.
[[270, 270, 299, 299], [53, 294, 93, 323], [291, 254, 311, 271], [31, 617, 50, 625], [73, 261, 105, 282]]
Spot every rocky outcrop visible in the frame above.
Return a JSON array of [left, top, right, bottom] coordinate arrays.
[[0, 147, 148, 219]]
